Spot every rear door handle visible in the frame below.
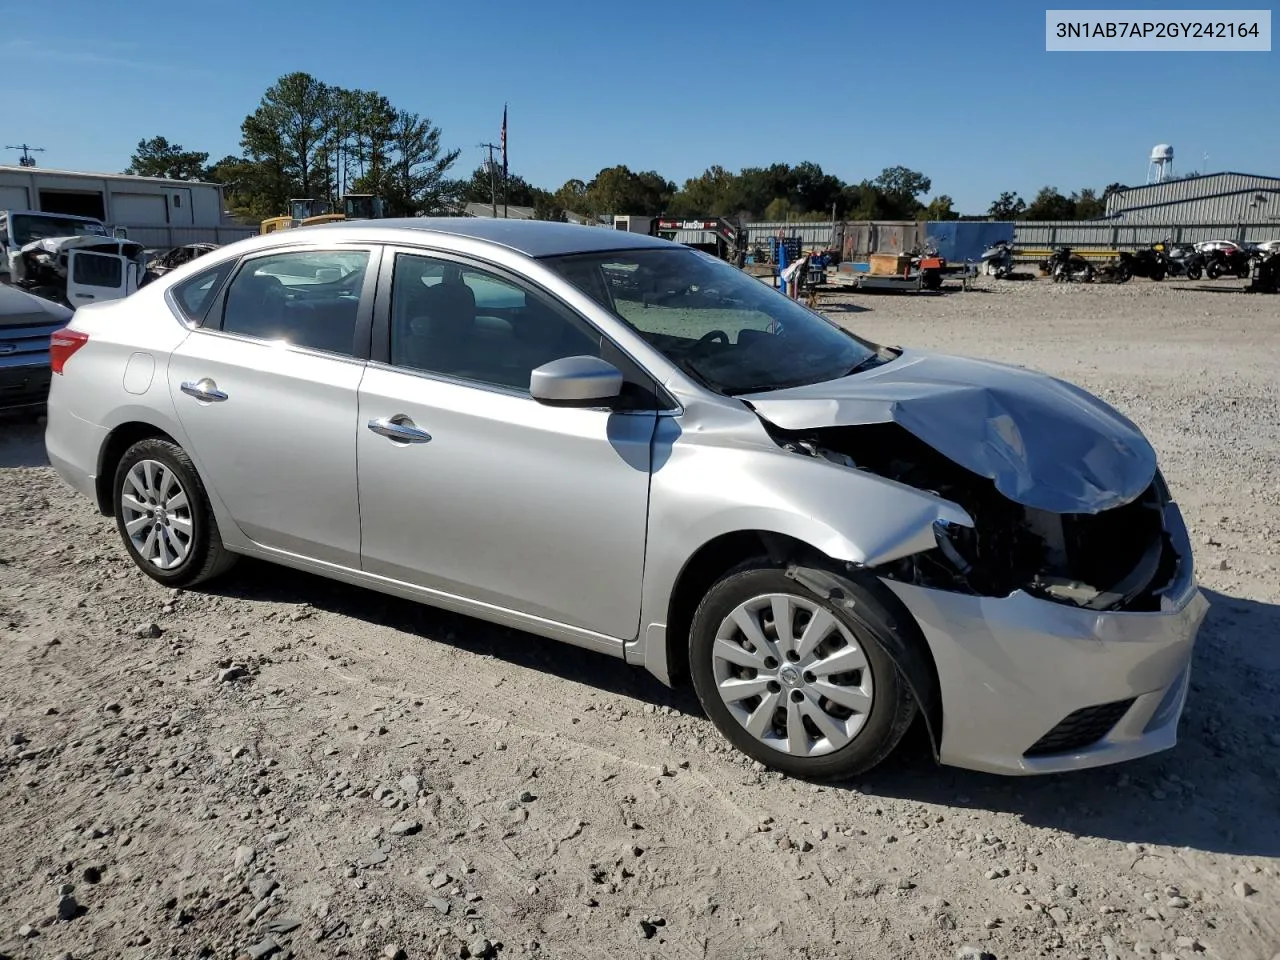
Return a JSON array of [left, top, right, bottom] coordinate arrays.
[[368, 416, 431, 444], [180, 379, 228, 402]]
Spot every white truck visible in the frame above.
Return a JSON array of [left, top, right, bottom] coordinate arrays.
[[0, 209, 146, 308]]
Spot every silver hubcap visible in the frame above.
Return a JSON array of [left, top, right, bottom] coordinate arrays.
[[712, 593, 874, 757], [120, 459, 193, 571]]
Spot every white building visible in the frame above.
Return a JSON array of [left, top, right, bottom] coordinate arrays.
[[0, 165, 252, 246]]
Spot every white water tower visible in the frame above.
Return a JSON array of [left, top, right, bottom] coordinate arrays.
[[1147, 144, 1174, 183]]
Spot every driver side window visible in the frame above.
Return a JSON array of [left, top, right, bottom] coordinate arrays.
[[389, 253, 602, 392], [220, 250, 370, 357]]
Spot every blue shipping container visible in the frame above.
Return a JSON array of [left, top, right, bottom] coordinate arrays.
[[927, 221, 1015, 264]]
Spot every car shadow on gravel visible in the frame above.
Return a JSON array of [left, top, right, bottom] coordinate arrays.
[[0, 416, 48, 468], [855, 587, 1280, 858], [205, 558, 703, 716]]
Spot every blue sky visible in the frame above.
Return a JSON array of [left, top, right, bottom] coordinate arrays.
[[2, 0, 1274, 213]]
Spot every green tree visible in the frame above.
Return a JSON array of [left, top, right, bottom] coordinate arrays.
[[988, 191, 1026, 219], [532, 197, 568, 222], [368, 110, 460, 216], [668, 165, 739, 217], [1071, 187, 1105, 220], [241, 72, 332, 202], [1025, 186, 1076, 221], [583, 165, 673, 216], [924, 195, 959, 221], [125, 136, 210, 181], [871, 166, 932, 217], [458, 164, 544, 207], [552, 178, 591, 217]]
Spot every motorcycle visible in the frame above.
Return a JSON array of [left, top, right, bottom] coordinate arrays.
[[1158, 241, 1205, 280], [1115, 246, 1167, 282], [1202, 244, 1252, 280], [980, 240, 1015, 278], [1042, 246, 1093, 282], [1246, 250, 1280, 293]]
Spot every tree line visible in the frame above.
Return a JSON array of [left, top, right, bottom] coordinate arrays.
[[125, 71, 1129, 224]]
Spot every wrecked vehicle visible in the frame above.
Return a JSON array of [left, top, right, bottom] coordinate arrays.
[[142, 242, 219, 284], [44, 220, 1207, 780], [1, 210, 142, 307], [12, 235, 147, 308]]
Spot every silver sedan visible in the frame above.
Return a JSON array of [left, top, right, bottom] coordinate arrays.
[[44, 219, 1208, 780]]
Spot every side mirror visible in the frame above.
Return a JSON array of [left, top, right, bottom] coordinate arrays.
[[112, 226, 129, 239], [529, 355, 623, 406]]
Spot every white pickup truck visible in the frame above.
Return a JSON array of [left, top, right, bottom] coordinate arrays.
[[0, 209, 145, 308]]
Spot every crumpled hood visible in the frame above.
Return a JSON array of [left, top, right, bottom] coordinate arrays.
[[743, 348, 1157, 514], [20, 236, 145, 258]]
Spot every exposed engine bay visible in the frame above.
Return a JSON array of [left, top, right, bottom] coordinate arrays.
[[769, 421, 1180, 613]]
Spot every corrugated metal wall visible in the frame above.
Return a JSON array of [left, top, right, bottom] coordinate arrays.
[[833, 221, 927, 260], [124, 225, 257, 247], [1012, 221, 1280, 249], [667, 220, 926, 257], [1104, 173, 1280, 224], [743, 221, 837, 246]]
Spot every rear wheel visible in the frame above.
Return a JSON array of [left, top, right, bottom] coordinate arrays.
[[688, 564, 917, 781], [1187, 264, 1203, 280], [1207, 261, 1222, 280], [113, 438, 237, 588]]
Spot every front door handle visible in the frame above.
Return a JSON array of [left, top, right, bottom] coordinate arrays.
[[368, 416, 431, 444], [180, 379, 228, 402]]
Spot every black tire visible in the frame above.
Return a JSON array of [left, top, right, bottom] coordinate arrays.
[[1115, 263, 1131, 282], [1206, 261, 1221, 280], [1187, 264, 1202, 281], [688, 563, 917, 781], [1151, 266, 1164, 281], [112, 437, 237, 588]]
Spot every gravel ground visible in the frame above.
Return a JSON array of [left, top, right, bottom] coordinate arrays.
[[1, 275, 1278, 960]]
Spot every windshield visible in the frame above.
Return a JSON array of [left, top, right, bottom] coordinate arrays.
[[12, 214, 108, 245], [543, 247, 878, 395]]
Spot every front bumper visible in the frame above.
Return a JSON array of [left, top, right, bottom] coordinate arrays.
[[884, 501, 1208, 775], [0, 361, 51, 412]]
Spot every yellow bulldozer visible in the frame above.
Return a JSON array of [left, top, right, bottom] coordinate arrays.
[[259, 195, 388, 234]]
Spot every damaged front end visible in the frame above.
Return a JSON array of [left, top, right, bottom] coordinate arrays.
[[769, 421, 1182, 613]]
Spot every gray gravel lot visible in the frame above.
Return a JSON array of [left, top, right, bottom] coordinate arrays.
[[0, 275, 1277, 960]]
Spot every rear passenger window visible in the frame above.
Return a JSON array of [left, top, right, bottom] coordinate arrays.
[[220, 250, 370, 356], [173, 261, 234, 324]]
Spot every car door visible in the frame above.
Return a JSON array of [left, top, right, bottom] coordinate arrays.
[[356, 248, 660, 641], [167, 245, 379, 567], [66, 248, 135, 306]]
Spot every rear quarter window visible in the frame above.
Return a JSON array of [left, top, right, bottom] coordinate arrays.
[[171, 260, 234, 325]]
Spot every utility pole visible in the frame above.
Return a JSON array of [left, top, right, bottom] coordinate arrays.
[[478, 142, 500, 218], [6, 143, 45, 167]]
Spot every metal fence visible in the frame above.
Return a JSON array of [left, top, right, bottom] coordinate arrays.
[[1012, 221, 1280, 250], [122, 225, 258, 248]]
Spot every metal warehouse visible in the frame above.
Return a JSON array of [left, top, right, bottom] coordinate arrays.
[[0, 165, 235, 245], [1104, 172, 1280, 225]]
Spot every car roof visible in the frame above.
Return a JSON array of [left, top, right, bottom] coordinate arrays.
[[296, 217, 675, 258]]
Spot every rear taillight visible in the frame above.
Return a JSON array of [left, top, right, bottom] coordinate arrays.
[[49, 328, 89, 375]]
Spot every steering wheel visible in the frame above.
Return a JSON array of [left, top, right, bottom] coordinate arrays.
[[696, 329, 729, 346]]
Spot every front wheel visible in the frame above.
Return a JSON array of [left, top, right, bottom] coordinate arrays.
[[1207, 261, 1222, 280], [1187, 264, 1203, 280], [688, 564, 917, 781], [113, 438, 237, 587]]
